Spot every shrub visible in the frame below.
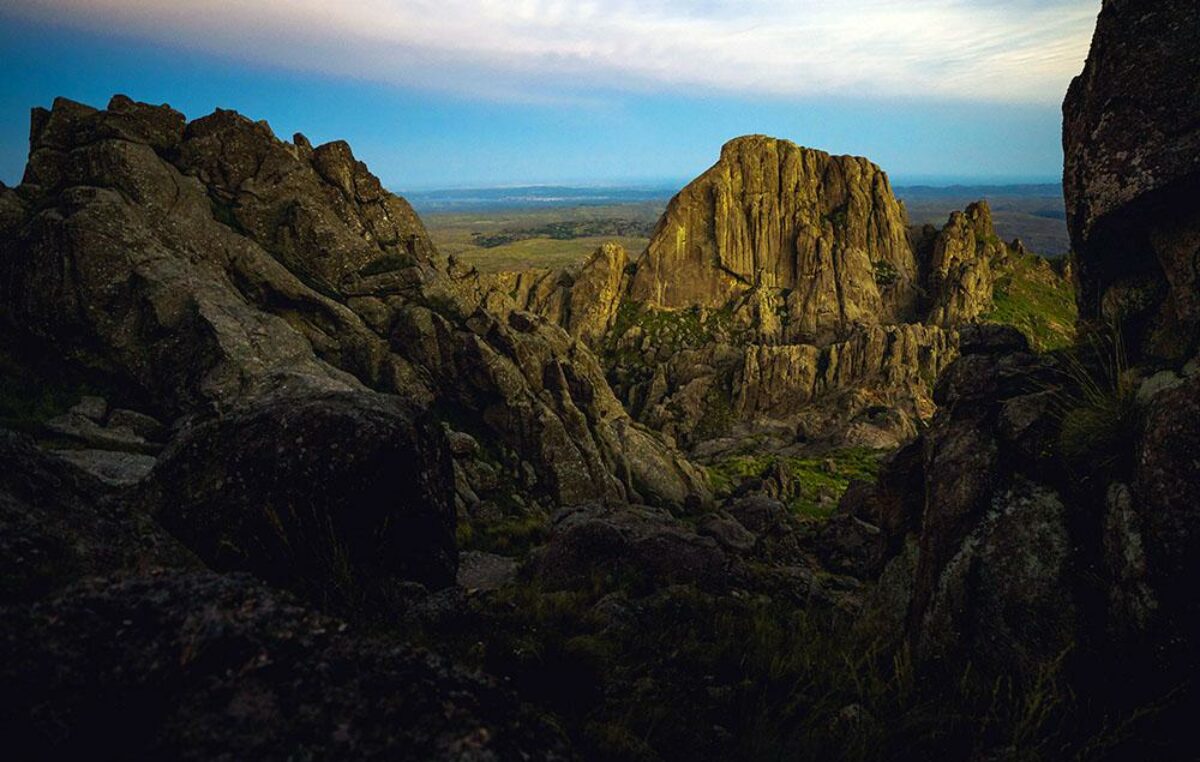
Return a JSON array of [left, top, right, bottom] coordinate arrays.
[[873, 259, 900, 288]]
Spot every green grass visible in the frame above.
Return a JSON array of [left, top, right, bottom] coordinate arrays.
[[471, 218, 655, 248], [456, 510, 551, 557], [975, 230, 1003, 248], [451, 235, 650, 273], [1051, 327, 1141, 479], [691, 384, 736, 442], [984, 252, 1077, 352], [606, 301, 739, 361], [706, 448, 886, 520]]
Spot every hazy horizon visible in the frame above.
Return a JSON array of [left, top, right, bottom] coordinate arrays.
[[0, 1, 1098, 189]]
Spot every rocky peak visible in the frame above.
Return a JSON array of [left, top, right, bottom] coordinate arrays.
[[178, 106, 436, 286], [628, 135, 919, 344], [501, 136, 1069, 451], [923, 200, 1004, 326]]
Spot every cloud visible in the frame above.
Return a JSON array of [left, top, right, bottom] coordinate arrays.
[[7, 0, 1098, 103]]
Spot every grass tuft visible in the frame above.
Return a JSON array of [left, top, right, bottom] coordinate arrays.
[[1050, 325, 1141, 477]]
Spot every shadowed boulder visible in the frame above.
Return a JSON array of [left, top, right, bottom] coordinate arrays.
[[141, 392, 456, 613], [0, 429, 198, 605]]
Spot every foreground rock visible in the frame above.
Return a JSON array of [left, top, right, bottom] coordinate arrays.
[[0, 571, 572, 761], [534, 503, 733, 593], [848, 4, 1200, 753], [0, 429, 197, 604], [859, 328, 1077, 674], [0, 416, 570, 759], [141, 392, 457, 613], [1064, 0, 1200, 363]]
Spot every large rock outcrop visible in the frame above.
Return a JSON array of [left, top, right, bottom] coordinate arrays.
[[0, 97, 367, 415], [486, 136, 1060, 454], [0, 95, 707, 512], [921, 201, 1005, 327], [860, 328, 1079, 675], [1064, 0, 1200, 362], [628, 136, 919, 343], [140, 391, 458, 613]]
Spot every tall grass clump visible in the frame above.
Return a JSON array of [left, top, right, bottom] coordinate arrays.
[[1051, 323, 1141, 477]]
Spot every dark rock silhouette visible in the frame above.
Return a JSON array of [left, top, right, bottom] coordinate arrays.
[[851, 3, 1200, 754], [0, 571, 572, 761], [1064, 0, 1200, 362]]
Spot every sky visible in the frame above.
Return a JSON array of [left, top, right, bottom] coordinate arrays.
[[0, 0, 1099, 190]]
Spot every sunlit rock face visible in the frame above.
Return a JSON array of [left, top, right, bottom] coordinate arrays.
[[923, 201, 1004, 328], [629, 135, 920, 345]]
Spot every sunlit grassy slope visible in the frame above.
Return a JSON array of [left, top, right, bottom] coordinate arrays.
[[984, 252, 1077, 352], [707, 449, 887, 520]]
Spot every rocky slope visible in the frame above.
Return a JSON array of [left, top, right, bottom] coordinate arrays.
[[0, 95, 707, 517], [0, 95, 717, 757]]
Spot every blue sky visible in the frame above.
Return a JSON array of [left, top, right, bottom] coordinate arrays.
[[0, 1, 1099, 190]]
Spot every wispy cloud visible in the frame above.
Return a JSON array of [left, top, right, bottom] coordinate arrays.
[[8, 0, 1097, 103]]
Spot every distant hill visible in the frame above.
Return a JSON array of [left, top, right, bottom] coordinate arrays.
[[896, 184, 1069, 256], [403, 185, 677, 212], [893, 182, 1062, 199]]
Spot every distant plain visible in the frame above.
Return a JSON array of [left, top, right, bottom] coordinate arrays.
[[416, 185, 1069, 273]]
